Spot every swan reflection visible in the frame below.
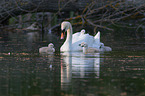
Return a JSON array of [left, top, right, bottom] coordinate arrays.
[[61, 52, 101, 90]]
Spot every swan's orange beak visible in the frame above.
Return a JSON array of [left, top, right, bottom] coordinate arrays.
[[61, 29, 65, 39], [61, 32, 64, 39]]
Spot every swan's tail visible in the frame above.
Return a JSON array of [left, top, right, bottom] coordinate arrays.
[[94, 31, 100, 43], [94, 31, 100, 40], [93, 31, 101, 49]]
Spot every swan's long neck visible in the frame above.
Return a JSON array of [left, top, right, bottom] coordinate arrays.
[[64, 25, 73, 51], [66, 27, 72, 43]]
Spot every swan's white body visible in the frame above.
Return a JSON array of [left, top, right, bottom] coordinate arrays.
[[60, 21, 101, 52], [39, 43, 55, 53]]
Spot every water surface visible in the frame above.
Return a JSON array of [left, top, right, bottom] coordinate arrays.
[[0, 30, 145, 96]]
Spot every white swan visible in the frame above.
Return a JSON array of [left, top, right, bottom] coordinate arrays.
[[80, 42, 112, 53], [39, 43, 55, 53], [60, 21, 100, 52]]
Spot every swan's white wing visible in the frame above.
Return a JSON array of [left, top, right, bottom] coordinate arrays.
[[72, 32, 81, 42], [73, 32, 81, 37], [72, 29, 86, 41]]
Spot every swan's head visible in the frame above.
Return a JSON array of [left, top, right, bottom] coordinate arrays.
[[48, 43, 54, 48], [79, 42, 88, 48], [61, 21, 71, 32], [61, 21, 71, 39]]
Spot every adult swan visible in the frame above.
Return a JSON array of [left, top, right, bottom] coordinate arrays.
[[60, 21, 100, 52]]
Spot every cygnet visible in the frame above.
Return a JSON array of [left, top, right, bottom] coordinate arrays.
[[79, 42, 99, 53], [39, 43, 55, 53]]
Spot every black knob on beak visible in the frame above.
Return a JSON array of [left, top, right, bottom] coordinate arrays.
[[61, 29, 66, 33]]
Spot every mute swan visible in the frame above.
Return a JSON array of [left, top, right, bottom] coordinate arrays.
[[39, 43, 55, 53], [80, 42, 112, 53], [60, 21, 100, 52]]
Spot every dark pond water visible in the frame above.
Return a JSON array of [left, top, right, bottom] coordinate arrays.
[[0, 30, 145, 96]]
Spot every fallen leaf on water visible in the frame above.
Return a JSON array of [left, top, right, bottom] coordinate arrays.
[[20, 53, 29, 55], [120, 92, 127, 96], [0, 57, 4, 59]]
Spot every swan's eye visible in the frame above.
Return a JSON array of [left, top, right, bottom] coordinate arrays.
[[61, 29, 66, 33], [61, 25, 67, 32]]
